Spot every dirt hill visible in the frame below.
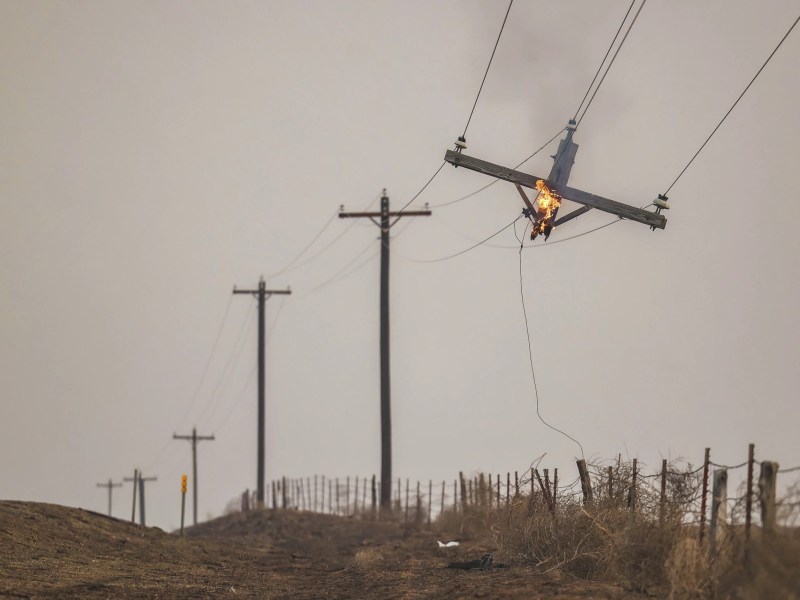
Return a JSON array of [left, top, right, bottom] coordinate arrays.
[[0, 500, 646, 598]]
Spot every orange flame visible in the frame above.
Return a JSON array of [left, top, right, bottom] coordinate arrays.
[[533, 180, 561, 234]]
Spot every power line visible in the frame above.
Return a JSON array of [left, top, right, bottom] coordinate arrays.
[[173, 294, 234, 434], [518, 239, 585, 460], [576, 0, 647, 127], [268, 193, 380, 278], [573, 0, 637, 120], [267, 209, 339, 278], [390, 162, 445, 220], [462, 0, 514, 139], [400, 215, 523, 264], [663, 10, 800, 195]]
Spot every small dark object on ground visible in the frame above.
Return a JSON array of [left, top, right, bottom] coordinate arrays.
[[447, 553, 508, 570]]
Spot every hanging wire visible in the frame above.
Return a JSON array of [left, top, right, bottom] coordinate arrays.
[[518, 236, 585, 460]]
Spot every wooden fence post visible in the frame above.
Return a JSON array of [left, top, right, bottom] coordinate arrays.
[[404, 478, 410, 524], [659, 459, 668, 523], [608, 466, 613, 501], [710, 469, 728, 553], [488, 473, 493, 509], [496, 474, 500, 505], [629, 459, 638, 513], [271, 481, 277, 510], [514, 471, 519, 498], [371, 475, 377, 517], [282, 476, 287, 509], [745, 444, 755, 551], [506, 473, 510, 505], [441, 480, 445, 517], [428, 480, 432, 527], [459, 472, 467, 511], [479, 473, 487, 508], [453, 479, 458, 511], [758, 461, 778, 534], [468, 479, 473, 506], [553, 468, 558, 511], [576, 459, 593, 504], [699, 448, 710, 543], [336, 478, 340, 515], [346, 476, 350, 516], [416, 481, 421, 523], [354, 477, 358, 515]]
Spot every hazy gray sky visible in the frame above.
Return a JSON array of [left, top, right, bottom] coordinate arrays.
[[2, 1, 798, 530]]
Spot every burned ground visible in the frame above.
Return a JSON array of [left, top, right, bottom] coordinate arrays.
[[0, 501, 647, 599]]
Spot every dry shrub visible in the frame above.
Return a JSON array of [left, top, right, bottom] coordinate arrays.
[[348, 547, 384, 571]]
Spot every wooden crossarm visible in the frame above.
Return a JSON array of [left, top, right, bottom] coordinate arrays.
[[444, 150, 666, 230]]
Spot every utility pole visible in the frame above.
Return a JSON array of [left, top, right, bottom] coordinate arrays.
[[173, 427, 215, 525], [137, 474, 157, 526], [339, 190, 431, 509], [123, 469, 139, 523], [233, 277, 291, 506], [96, 478, 122, 517]]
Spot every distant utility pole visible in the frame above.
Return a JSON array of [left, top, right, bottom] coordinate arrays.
[[233, 277, 291, 506], [173, 427, 215, 525], [96, 478, 123, 517], [123, 469, 139, 523], [137, 474, 157, 527], [339, 189, 431, 509]]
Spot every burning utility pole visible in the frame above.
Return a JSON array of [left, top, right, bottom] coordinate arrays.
[[445, 120, 667, 234]]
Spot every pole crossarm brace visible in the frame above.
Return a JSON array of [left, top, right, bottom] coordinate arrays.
[[444, 150, 666, 230]]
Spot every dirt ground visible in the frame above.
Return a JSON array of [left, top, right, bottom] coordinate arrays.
[[0, 501, 649, 599]]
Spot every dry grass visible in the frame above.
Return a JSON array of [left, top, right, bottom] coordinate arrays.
[[434, 461, 800, 599]]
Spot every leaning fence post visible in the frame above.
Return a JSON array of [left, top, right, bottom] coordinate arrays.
[[758, 461, 778, 534], [576, 459, 593, 504], [514, 471, 519, 499], [699, 448, 710, 543], [710, 469, 728, 553], [553, 468, 558, 512], [459, 472, 467, 511]]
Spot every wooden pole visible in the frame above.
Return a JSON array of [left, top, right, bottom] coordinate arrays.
[[514, 471, 519, 499], [506, 473, 510, 505], [496, 474, 500, 505], [630, 459, 638, 513], [468, 479, 473, 506], [459, 472, 467, 511], [699, 448, 710, 543], [416, 480, 421, 523], [336, 478, 340, 515], [404, 478, 410, 524], [608, 466, 613, 502], [544, 469, 550, 505], [362, 477, 367, 515], [660, 459, 668, 524], [710, 469, 728, 553], [346, 476, 350, 516], [553, 468, 558, 511], [758, 461, 778, 534], [488, 473, 493, 509], [282, 476, 287, 509], [441, 480, 445, 517], [453, 479, 457, 511], [321, 476, 326, 513], [371, 475, 377, 517], [576, 460, 593, 504], [745, 444, 755, 550], [428, 480, 432, 527]]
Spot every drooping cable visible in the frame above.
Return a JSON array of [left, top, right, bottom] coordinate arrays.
[[518, 239, 585, 460], [402, 215, 523, 264], [663, 11, 800, 195]]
